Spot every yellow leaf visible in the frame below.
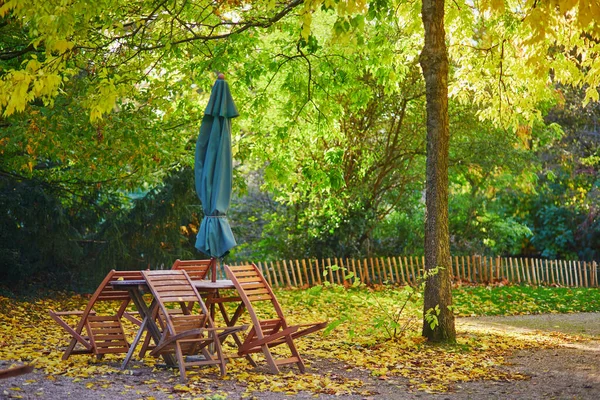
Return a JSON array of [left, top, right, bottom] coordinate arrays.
[[558, 0, 578, 13], [52, 39, 73, 54], [490, 0, 504, 13], [172, 384, 190, 392]]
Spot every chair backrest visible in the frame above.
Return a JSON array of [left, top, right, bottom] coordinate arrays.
[[171, 259, 212, 280], [70, 270, 143, 335], [142, 270, 210, 335], [83, 270, 143, 314], [95, 270, 144, 303], [224, 264, 286, 323]]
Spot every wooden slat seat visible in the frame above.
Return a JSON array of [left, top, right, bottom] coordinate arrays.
[[49, 270, 144, 360], [224, 263, 328, 374]]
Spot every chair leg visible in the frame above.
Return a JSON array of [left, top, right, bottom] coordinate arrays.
[[63, 324, 92, 360], [285, 336, 306, 373], [212, 331, 227, 377], [261, 344, 280, 374], [245, 353, 258, 367], [201, 347, 214, 361], [62, 338, 78, 360], [227, 329, 258, 367], [139, 331, 153, 358], [175, 342, 187, 381]]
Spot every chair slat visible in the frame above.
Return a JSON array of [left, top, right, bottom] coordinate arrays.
[[237, 282, 267, 290], [237, 277, 262, 284], [244, 288, 270, 295], [246, 294, 273, 302], [160, 295, 199, 303]]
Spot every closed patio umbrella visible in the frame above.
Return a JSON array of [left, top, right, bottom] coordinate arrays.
[[195, 74, 238, 281]]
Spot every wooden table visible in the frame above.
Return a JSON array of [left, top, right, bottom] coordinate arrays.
[[111, 279, 246, 370]]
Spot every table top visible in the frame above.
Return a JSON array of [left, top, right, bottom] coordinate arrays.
[[111, 279, 235, 290]]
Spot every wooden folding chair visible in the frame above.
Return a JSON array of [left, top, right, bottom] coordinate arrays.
[[49, 270, 143, 360], [224, 263, 328, 374], [139, 259, 213, 357], [171, 259, 213, 280], [141, 270, 246, 380]]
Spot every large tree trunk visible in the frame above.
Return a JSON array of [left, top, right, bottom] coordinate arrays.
[[419, 0, 456, 342]]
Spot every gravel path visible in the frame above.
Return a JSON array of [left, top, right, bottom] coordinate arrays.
[[1, 313, 599, 399]]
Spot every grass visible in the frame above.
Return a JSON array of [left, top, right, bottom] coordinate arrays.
[[452, 285, 600, 316], [274, 283, 600, 344]]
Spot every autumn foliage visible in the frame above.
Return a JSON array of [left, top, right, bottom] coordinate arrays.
[[1, 285, 598, 396]]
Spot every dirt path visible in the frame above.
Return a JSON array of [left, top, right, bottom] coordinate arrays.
[[1, 313, 599, 399], [448, 313, 600, 399]]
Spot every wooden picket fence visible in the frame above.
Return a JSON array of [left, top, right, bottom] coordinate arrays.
[[224, 255, 600, 289]]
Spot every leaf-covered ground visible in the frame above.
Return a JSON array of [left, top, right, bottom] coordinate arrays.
[[1, 285, 599, 399]]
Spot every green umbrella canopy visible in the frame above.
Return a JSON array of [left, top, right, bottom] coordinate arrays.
[[194, 75, 239, 259]]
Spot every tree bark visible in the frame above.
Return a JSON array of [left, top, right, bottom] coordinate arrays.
[[419, 0, 456, 342]]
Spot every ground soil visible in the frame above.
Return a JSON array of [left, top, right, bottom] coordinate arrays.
[[1, 313, 599, 400]]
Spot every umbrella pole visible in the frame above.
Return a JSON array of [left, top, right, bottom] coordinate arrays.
[[210, 257, 217, 282]]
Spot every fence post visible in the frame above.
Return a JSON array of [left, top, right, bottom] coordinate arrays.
[[409, 256, 416, 285], [263, 261, 274, 287], [306, 258, 315, 285], [363, 258, 370, 284], [391, 257, 401, 284], [367, 258, 376, 284], [294, 259, 303, 287], [396, 257, 405, 284], [377, 257, 386, 283], [326, 258, 334, 285], [339, 258, 347, 285], [386, 257, 395, 284], [522, 258, 529, 284], [582, 261, 588, 288], [267, 261, 278, 287], [401, 256, 409, 285], [556, 260, 567, 286], [277, 260, 289, 287], [313, 259, 321, 285], [350, 258, 358, 284], [285, 260, 297, 287], [300, 259, 309, 286], [454, 256, 460, 282], [333, 258, 341, 284], [257, 262, 269, 287], [577, 261, 583, 288]]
